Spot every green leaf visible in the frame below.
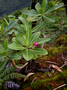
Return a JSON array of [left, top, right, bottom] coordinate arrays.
[[32, 22, 45, 33], [8, 43, 25, 50], [8, 15, 15, 18], [38, 8, 44, 14], [22, 9, 40, 16], [26, 27, 31, 45], [3, 18, 9, 25], [0, 55, 5, 59], [30, 32, 40, 43], [32, 54, 38, 59], [37, 38, 51, 44], [19, 17, 28, 31], [16, 33, 26, 45], [45, 4, 63, 14], [21, 14, 26, 19], [43, 16, 55, 22], [0, 44, 4, 54], [0, 79, 4, 83], [4, 19, 18, 33], [22, 49, 33, 61], [15, 23, 25, 34], [12, 37, 22, 44], [35, 3, 42, 13], [27, 16, 41, 22], [42, 0, 47, 12], [4, 38, 8, 50], [0, 60, 8, 71], [19, 16, 26, 24], [0, 82, 2, 86], [30, 48, 48, 55], [9, 53, 21, 60], [1, 23, 4, 33]]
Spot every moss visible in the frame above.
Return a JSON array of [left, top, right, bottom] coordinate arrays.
[[46, 45, 67, 58], [21, 82, 31, 89], [54, 35, 67, 46], [30, 70, 67, 90], [48, 47, 59, 56], [23, 87, 32, 90]]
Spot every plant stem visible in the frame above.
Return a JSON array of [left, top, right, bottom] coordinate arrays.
[[11, 60, 28, 69]]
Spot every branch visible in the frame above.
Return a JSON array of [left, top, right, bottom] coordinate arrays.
[[46, 17, 64, 38], [11, 60, 28, 69]]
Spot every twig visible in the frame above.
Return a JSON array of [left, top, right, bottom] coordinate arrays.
[[35, 59, 45, 63], [61, 53, 67, 61], [11, 60, 28, 69], [60, 61, 67, 68], [46, 61, 59, 65], [53, 84, 67, 90], [46, 17, 64, 38], [30, 77, 38, 85], [59, 45, 67, 68]]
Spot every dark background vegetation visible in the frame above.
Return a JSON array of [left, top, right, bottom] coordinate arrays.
[[0, 0, 31, 17]]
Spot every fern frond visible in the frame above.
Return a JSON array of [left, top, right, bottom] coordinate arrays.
[[0, 79, 4, 87], [3, 73, 26, 81], [0, 79, 4, 83], [0, 66, 16, 79]]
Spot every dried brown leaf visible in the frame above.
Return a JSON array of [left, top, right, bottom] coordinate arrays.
[[52, 65, 62, 72], [24, 73, 35, 82]]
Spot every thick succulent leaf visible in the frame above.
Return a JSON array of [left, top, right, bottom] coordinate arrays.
[[37, 38, 51, 44], [22, 9, 40, 16], [0, 60, 8, 71], [30, 32, 40, 43], [4, 38, 8, 50], [44, 4, 63, 14], [43, 16, 55, 22], [9, 53, 21, 60], [35, 3, 42, 13], [4, 19, 18, 33], [0, 44, 4, 54], [32, 22, 45, 33], [8, 43, 25, 50], [30, 48, 48, 55], [26, 27, 31, 45], [42, 0, 47, 12], [22, 49, 33, 61]]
